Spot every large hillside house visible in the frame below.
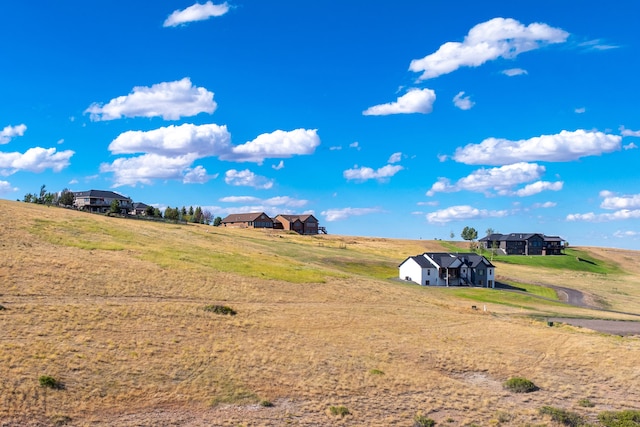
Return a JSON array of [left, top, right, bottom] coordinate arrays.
[[399, 252, 495, 288], [273, 214, 319, 235], [221, 212, 274, 229], [479, 233, 565, 255], [73, 190, 133, 214]]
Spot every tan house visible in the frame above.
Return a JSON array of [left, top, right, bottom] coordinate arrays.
[[221, 212, 274, 228], [73, 190, 133, 214], [273, 214, 319, 235]]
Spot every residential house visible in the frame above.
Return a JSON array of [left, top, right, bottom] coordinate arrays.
[[220, 212, 274, 229], [399, 252, 495, 288], [72, 190, 133, 214], [273, 214, 319, 235], [131, 202, 151, 216], [479, 233, 565, 255]]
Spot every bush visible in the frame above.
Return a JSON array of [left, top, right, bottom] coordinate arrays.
[[539, 406, 584, 427], [260, 400, 274, 407], [504, 377, 538, 393], [329, 405, 350, 417], [598, 409, 640, 427], [39, 375, 63, 390], [578, 398, 595, 408], [0, 304, 5, 310], [414, 414, 436, 427], [369, 369, 385, 375], [203, 305, 237, 315]]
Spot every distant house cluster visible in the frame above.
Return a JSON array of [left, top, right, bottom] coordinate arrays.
[[479, 233, 565, 256], [221, 212, 326, 235], [399, 252, 495, 288]]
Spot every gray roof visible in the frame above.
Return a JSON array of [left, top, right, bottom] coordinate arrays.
[[221, 212, 272, 223], [73, 189, 131, 200], [275, 214, 318, 223], [480, 233, 564, 243], [424, 252, 494, 268], [133, 202, 150, 209], [399, 255, 432, 268]]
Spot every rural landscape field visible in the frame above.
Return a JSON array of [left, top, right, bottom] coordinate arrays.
[[1, 200, 639, 426]]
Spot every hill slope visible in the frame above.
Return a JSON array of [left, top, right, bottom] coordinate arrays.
[[1, 200, 639, 426]]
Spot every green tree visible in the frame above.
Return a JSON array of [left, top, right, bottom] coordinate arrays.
[[23, 193, 34, 203], [109, 199, 120, 214], [153, 207, 162, 218], [213, 216, 222, 226], [58, 189, 75, 207], [461, 226, 478, 250], [485, 227, 495, 237], [145, 205, 155, 216], [164, 206, 179, 221], [449, 230, 455, 239], [193, 206, 203, 223]]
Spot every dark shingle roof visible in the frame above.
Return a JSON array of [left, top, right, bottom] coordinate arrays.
[[222, 212, 272, 223], [73, 189, 131, 200]]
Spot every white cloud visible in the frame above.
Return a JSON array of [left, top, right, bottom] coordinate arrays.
[[624, 142, 638, 150], [0, 147, 74, 175], [0, 124, 27, 145], [85, 78, 217, 121], [453, 129, 621, 165], [620, 126, 640, 137], [329, 146, 342, 151], [532, 201, 557, 209], [453, 92, 475, 110], [109, 123, 231, 157], [567, 210, 640, 222], [321, 207, 382, 222], [343, 164, 403, 182], [409, 17, 568, 80], [222, 129, 320, 163], [579, 39, 619, 51], [100, 153, 197, 187], [0, 180, 16, 194], [363, 88, 436, 116], [183, 165, 215, 184], [224, 169, 274, 189], [388, 152, 402, 163], [600, 192, 640, 210], [574, 107, 586, 114], [426, 162, 546, 196], [501, 68, 528, 77], [164, 1, 229, 27], [514, 180, 563, 197], [272, 160, 285, 170], [614, 230, 640, 238], [350, 141, 360, 150], [426, 205, 508, 224]]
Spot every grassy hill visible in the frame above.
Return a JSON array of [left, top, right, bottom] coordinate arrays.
[[1, 200, 639, 426]]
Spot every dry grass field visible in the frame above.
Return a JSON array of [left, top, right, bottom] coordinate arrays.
[[1, 200, 639, 426]]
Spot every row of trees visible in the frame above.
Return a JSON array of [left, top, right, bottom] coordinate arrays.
[[22, 185, 74, 206]]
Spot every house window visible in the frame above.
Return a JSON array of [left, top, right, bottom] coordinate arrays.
[[425, 280, 430, 286], [427, 270, 431, 276], [479, 270, 484, 275]]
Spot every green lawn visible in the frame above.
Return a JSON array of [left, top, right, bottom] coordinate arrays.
[[484, 248, 620, 274]]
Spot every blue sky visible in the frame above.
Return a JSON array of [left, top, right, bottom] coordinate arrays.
[[2, 1, 640, 249]]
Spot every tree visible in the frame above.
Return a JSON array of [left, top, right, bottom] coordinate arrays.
[[59, 189, 75, 207], [145, 205, 155, 216], [153, 207, 162, 218], [193, 206, 203, 223], [213, 216, 222, 226], [23, 193, 34, 203], [109, 199, 120, 214], [485, 227, 495, 237], [449, 231, 455, 239], [461, 226, 479, 250], [164, 206, 179, 221], [202, 210, 213, 225]]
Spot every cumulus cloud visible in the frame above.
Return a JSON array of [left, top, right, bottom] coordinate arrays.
[[362, 88, 436, 116], [321, 207, 382, 222], [426, 162, 549, 196], [183, 165, 215, 184], [624, 142, 638, 150], [409, 17, 568, 80], [613, 230, 640, 238], [223, 129, 320, 163], [0, 147, 74, 175], [0, 124, 27, 145], [343, 164, 403, 182], [426, 205, 508, 224], [600, 192, 640, 210], [224, 169, 274, 189], [100, 153, 197, 187], [85, 78, 217, 121], [0, 180, 16, 194], [350, 142, 360, 150], [453, 129, 621, 165], [620, 126, 640, 137], [220, 195, 308, 208], [567, 210, 640, 222], [164, 1, 229, 27], [272, 160, 285, 170], [514, 180, 563, 197], [453, 91, 475, 110], [532, 201, 557, 209], [388, 152, 402, 164], [501, 68, 528, 76], [109, 123, 231, 157]]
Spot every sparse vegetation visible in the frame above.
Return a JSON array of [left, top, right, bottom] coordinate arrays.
[[369, 369, 385, 375], [539, 406, 584, 427], [260, 399, 274, 407], [329, 405, 350, 417], [0, 304, 5, 311], [578, 398, 595, 408], [504, 377, 538, 393], [39, 375, 63, 390], [203, 304, 237, 315], [414, 414, 436, 427], [598, 409, 640, 426]]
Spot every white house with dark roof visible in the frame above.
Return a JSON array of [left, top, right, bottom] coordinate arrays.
[[399, 252, 495, 287]]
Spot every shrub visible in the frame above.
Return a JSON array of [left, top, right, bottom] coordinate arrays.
[[260, 400, 274, 407], [329, 405, 350, 417], [39, 375, 63, 390], [504, 377, 538, 393], [203, 305, 237, 315], [369, 369, 385, 375], [0, 304, 5, 310], [414, 414, 436, 427], [578, 398, 595, 408], [539, 406, 584, 427], [598, 409, 640, 427]]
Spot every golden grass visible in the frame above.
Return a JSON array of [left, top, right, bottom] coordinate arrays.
[[1, 200, 639, 426]]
